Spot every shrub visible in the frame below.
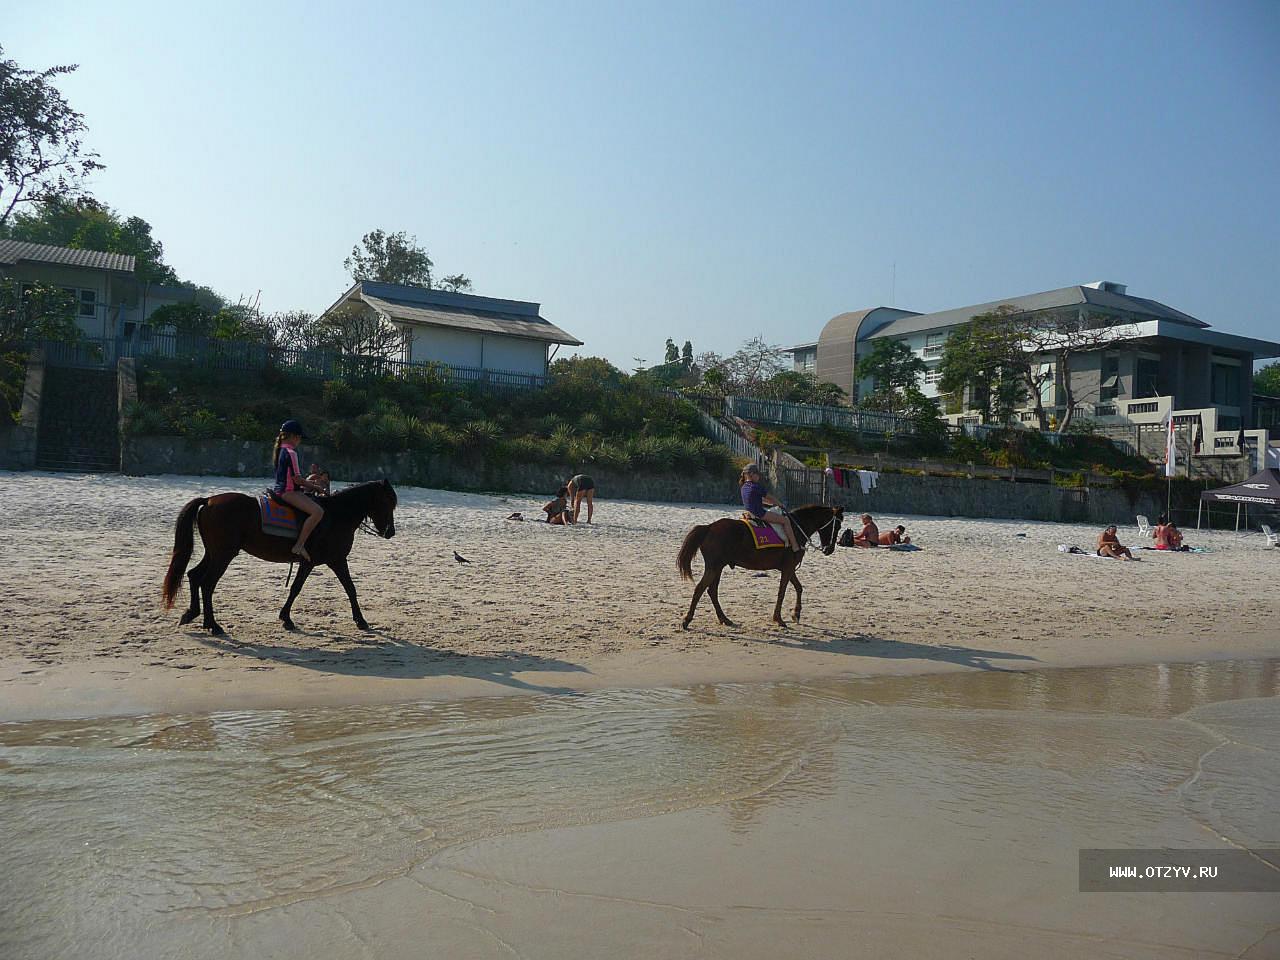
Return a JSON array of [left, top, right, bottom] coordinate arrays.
[[183, 408, 224, 440], [323, 380, 368, 417], [122, 400, 171, 436]]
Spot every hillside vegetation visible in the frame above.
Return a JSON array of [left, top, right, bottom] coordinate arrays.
[[127, 355, 736, 474]]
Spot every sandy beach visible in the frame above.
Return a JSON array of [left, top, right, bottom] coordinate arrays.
[[0, 470, 1276, 721]]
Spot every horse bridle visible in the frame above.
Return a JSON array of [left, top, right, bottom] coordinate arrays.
[[784, 507, 840, 554]]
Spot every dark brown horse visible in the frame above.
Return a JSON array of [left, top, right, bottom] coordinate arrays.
[[677, 504, 843, 629], [162, 480, 398, 634]]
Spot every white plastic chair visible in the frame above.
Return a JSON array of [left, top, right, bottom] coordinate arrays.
[[1136, 515, 1153, 538], [1263, 524, 1279, 548]]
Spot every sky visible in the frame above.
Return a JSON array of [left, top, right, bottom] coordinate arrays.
[[7, 0, 1279, 369]]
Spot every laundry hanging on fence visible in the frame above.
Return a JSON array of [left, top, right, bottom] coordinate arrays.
[[855, 470, 879, 494]]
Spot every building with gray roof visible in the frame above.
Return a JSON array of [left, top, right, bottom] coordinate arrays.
[[321, 280, 582, 379]]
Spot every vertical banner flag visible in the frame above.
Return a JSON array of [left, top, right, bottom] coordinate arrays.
[[1165, 415, 1177, 478]]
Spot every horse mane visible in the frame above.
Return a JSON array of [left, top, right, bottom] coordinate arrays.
[[324, 480, 390, 523], [789, 503, 834, 529]]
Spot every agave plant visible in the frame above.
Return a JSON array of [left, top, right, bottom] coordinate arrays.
[[463, 419, 502, 448], [419, 422, 459, 454], [577, 412, 604, 436]]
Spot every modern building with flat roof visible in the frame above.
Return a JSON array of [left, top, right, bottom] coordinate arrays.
[[787, 281, 1280, 465]]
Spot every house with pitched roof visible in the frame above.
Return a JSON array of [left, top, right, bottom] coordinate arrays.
[[319, 280, 582, 378], [0, 239, 198, 342]]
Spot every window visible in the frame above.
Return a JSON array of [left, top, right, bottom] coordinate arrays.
[[923, 333, 947, 358], [796, 349, 816, 372], [59, 286, 99, 318], [1134, 355, 1162, 399], [1211, 361, 1241, 406]]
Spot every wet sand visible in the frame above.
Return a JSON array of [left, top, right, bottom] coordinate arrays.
[[0, 471, 1277, 722], [2, 660, 1278, 959]]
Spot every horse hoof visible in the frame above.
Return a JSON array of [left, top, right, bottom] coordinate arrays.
[[719, 619, 736, 628], [281, 619, 296, 632], [178, 611, 197, 626], [355, 620, 371, 632], [681, 620, 691, 631], [207, 624, 225, 636]]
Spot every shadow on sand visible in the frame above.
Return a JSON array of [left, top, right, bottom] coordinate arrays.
[[740, 626, 1040, 672], [194, 629, 589, 695]]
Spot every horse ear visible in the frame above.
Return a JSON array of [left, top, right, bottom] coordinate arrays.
[[834, 507, 843, 519], [381, 478, 390, 488]]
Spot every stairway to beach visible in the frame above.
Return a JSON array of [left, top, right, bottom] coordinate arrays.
[[36, 367, 120, 473]]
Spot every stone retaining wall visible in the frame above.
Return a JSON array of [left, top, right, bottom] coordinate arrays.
[[0, 350, 42, 470], [829, 469, 1162, 525], [121, 435, 743, 504]]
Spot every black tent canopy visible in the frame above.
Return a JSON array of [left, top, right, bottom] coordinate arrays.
[[1197, 468, 1280, 529]]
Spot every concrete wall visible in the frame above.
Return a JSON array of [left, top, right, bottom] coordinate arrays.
[[121, 435, 742, 504], [828, 469, 1162, 525], [406, 324, 548, 377]]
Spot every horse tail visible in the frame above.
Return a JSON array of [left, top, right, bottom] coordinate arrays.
[[677, 524, 710, 581], [163, 497, 207, 609]]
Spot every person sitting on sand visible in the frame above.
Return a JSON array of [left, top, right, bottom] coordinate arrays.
[[543, 487, 572, 525], [567, 474, 596, 524], [1096, 524, 1137, 560], [851, 514, 879, 547], [307, 463, 331, 496], [1162, 521, 1186, 551], [739, 464, 801, 552], [272, 420, 327, 561], [1152, 514, 1168, 547], [878, 524, 910, 546]]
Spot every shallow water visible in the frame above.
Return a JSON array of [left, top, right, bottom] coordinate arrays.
[[2, 660, 1278, 959]]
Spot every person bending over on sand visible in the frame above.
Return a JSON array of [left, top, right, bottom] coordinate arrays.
[[852, 514, 880, 547], [1096, 525, 1137, 560], [567, 474, 596, 524], [273, 420, 327, 561], [543, 486, 572, 525], [739, 464, 802, 552], [878, 524, 910, 546]]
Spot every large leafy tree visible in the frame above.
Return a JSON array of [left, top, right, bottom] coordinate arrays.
[[1255, 362, 1280, 397], [2, 198, 179, 283], [0, 46, 103, 225], [344, 229, 472, 291], [937, 311, 1032, 425], [855, 338, 926, 415]]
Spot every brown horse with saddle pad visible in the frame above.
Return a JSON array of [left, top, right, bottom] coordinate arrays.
[[677, 504, 843, 628], [162, 480, 398, 634]]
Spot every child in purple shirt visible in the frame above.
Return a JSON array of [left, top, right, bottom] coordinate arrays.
[[739, 464, 802, 552]]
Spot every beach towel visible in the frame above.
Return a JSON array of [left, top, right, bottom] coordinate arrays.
[[260, 494, 300, 538]]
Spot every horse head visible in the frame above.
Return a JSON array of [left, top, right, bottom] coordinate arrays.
[[816, 505, 843, 555], [368, 479, 398, 539]]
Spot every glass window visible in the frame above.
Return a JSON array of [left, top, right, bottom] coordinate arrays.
[[1134, 356, 1161, 399], [1211, 363, 1241, 406], [78, 288, 97, 318]]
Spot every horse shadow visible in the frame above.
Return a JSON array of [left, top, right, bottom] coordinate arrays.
[[194, 630, 589, 695], [739, 627, 1040, 672]]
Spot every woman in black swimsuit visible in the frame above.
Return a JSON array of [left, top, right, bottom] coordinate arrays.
[[567, 474, 595, 523]]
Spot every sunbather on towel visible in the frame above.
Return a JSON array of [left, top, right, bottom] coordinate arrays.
[[878, 524, 910, 546], [1097, 525, 1137, 560]]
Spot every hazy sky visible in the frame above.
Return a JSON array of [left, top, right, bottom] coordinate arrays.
[[8, 1, 1279, 367]]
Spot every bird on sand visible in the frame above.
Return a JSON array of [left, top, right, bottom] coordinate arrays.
[[453, 551, 471, 564]]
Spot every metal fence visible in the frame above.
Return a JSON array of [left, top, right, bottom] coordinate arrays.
[[693, 407, 763, 462], [35, 334, 549, 390], [726, 395, 920, 437]]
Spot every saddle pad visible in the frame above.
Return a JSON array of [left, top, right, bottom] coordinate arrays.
[[741, 517, 786, 549], [260, 494, 300, 538]]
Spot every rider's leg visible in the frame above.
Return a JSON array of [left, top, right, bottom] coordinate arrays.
[[764, 510, 799, 551], [281, 491, 324, 558]]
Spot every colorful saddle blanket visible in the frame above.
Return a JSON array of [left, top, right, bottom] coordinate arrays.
[[260, 493, 300, 538], [741, 516, 786, 549]]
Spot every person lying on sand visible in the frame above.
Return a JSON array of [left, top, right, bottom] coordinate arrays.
[[543, 487, 572, 525], [1097, 525, 1137, 560], [878, 524, 909, 546], [851, 514, 879, 547]]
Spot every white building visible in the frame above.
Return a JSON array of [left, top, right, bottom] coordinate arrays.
[[320, 281, 582, 378]]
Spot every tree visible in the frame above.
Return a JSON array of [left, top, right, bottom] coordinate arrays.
[[344, 229, 474, 293], [664, 338, 679, 364], [1255, 361, 1280, 397], [855, 338, 926, 415], [2, 198, 179, 283], [0, 46, 104, 225], [681, 340, 693, 369], [0, 280, 78, 348], [317, 306, 403, 359], [268, 310, 324, 351]]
